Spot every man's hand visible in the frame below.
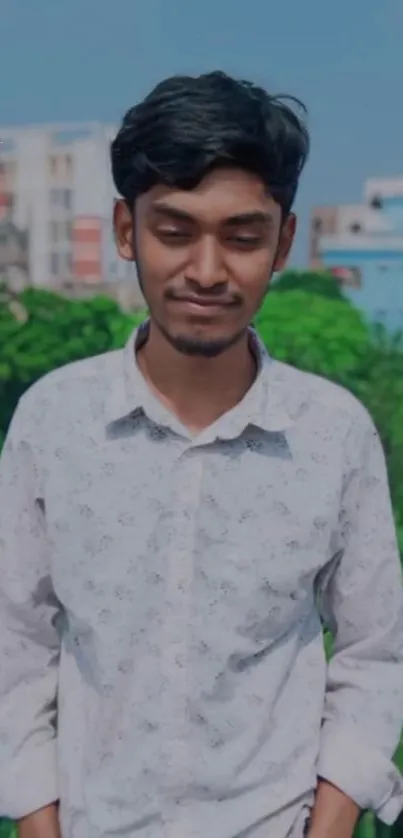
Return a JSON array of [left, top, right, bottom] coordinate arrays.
[[17, 803, 61, 838], [307, 779, 360, 838]]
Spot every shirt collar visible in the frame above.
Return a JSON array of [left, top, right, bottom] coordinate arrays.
[[104, 320, 294, 437]]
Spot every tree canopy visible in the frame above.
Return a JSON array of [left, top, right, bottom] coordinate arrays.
[[271, 268, 345, 300], [255, 288, 369, 382]]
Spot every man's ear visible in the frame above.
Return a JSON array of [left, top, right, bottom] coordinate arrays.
[[273, 213, 296, 272], [113, 199, 135, 261]]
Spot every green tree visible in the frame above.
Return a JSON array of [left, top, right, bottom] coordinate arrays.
[[0, 822, 15, 838], [272, 269, 345, 300], [255, 288, 370, 383]]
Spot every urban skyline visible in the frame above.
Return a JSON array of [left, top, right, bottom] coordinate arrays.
[[311, 177, 403, 332], [0, 121, 144, 309], [1, 118, 403, 328]]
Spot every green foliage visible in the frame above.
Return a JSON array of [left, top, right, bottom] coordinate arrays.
[[0, 821, 15, 838], [272, 268, 345, 300], [255, 289, 370, 382]]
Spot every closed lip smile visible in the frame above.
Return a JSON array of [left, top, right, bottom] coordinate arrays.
[[170, 296, 233, 308]]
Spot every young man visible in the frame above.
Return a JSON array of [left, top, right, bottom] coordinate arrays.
[[0, 72, 402, 838]]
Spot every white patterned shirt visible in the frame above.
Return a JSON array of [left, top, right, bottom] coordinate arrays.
[[0, 323, 403, 838]]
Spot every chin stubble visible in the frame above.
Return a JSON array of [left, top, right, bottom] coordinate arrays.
[[157, 322, 247, 358]]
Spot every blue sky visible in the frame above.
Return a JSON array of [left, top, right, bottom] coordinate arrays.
[[1, 0, 402, 264]]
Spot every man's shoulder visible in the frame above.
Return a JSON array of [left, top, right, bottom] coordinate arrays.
[[17, 348, 124, 426], [271, 359, 373, 433]]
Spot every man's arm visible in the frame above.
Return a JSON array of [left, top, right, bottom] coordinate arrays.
[[311, 403, 403, 836], [307, 780, 359, 838], [18, 804, 61, 838], [0, 395, 61, 831]]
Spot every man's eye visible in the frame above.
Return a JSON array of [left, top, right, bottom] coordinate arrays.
[[229, 235, 261, 246], [159, 229, 189, 239]]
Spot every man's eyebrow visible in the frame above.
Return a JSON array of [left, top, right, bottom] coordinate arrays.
[[150, 203, 274, 227], [224, 211, 274, 226], [150, 203, 194, 222]]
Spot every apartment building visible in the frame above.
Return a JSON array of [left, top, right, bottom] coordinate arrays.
[[0, 123, 143, 306], [310, 178, 403, 331]]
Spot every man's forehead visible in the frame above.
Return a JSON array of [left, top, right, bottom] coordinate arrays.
[[141, 171, 279, 224]]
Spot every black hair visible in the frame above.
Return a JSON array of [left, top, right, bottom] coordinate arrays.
[[111, 71, 310, 216]]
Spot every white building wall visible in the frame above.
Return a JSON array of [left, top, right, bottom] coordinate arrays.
[[336, 204, 393, 236], [72, 130, 111, 217], [365, 178, 403, 202], [12, 129, 51, 286], [72, 126, 137, 284], [0, 121, 143, 299]]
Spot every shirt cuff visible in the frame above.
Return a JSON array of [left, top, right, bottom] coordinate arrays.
[[317, 721, 403, 825], [0, 741, 59, 820]]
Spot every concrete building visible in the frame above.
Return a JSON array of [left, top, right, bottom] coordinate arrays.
[[310, 178, 403, 332], [0, 123, 144, 308]]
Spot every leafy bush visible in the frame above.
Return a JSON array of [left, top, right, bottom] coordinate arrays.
[[0, 821, 15, 838]]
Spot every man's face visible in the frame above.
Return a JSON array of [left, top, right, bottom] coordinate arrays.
[[114, 167, 296, 357]]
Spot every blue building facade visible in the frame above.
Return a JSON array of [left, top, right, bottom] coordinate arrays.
[[315, 178, 403, 333]]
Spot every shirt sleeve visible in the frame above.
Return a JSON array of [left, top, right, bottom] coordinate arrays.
[[316, 404, 403, 825], [0, 397, 61, 819]]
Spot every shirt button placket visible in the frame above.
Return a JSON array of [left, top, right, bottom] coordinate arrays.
[[162, 445, 204, 838]]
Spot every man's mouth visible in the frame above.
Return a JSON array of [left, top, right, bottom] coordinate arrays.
[[169, 295, 238, 309]]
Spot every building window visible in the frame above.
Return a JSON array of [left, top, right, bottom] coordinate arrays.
[[50, 188, 59, 207], [63, 189, 72, 210], [49, 220, 73, 242], [48, 156, 58, 177], [350, 222, 362, 234], [370, 195, 383, 210], [49, 188, 72, 210], [49, 221, 58, 243], [48, 154, 73, 179], [2, 160, 17, 185], [50, 252, 60, 276], [0, 138, 16, 153]]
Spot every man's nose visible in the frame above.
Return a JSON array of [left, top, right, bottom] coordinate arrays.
[[185, 237, 227, 288]]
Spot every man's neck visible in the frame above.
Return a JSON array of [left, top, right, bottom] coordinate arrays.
[[136, 321, 257, 433]]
